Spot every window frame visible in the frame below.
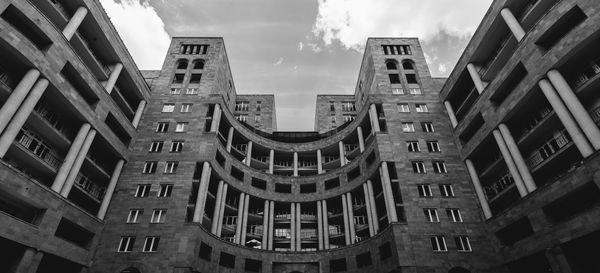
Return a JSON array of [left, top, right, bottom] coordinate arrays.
[[142, 236, 160, 252], [142, 161, 157, 174], [412, 161, 426, 173], [407, 141, 420, 152], [175, 122, 188, 132], [156, 122, 169, 133], [426, 141, 440, 152], [439, 184, 455, 197], [397, 103, 410, 112], [180, 103, 193, 113], [127, 209, 143, 223], [455, 236, 472, 252], [158, 184, 173, 197], [134, 184, 151, 197], [402, 122, 415, 132], [430, 236, 447, 252], [117, 236, 135, 252], [170, 140, 184, 153], [149, 141, 163, 153], [418, 184, 433, 197], [446, 208, 463, 222], [433, 161, 447, 174], [164, 161, 179, 174], [423, 208, 439, 222], [162, 103, 175, 113], [150, 209, 167, 223]]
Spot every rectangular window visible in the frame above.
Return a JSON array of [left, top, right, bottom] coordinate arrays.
[[189, 74, 202, 83], [142, 161, 157, 174], [254, 114, 261, 123], [431, 236, 447, 252], [409, 88, 422, 95], [164, 161, 179, 174], [149, 141, 163, 153], [151, 209, 167, 223], [439, 184, 454, 197], [424, 208, 439, 222], [235, 115, 247, 123], [392, 88, 404, 95], [180, 103, 193, 113], [175, 122, 188, 132], [433, 161, 447, 174], [117, 236, 135, 252], [330, 114, 336, 123], [329, 101, 335, 111], [256, 101, 262, 111], [162, 103, 175, 112], [418, 184, 432, 197], [185, 88, 198, 95], [426, 141, 440, 152], [455, 236, 472, 252], [397, 103, 410, 112], [446, 208, 463, 222], [127, 209, 143, 223], [407, 141, 420, 152], [422, 122, 434, 132], [170, 140, 184, 153], [415, 104, 428, 112], [389, 74, 401, 84], [342, 102, 356, 111], [143, 237, 160, 252], [235, 101, 249, 111], [135, 184, 151, 197], [158, 184, 173, 197], [406, 74, 418, 84], [412, 161, 426, 174], [156, 122, 169, 133], [172, 74, 184, 83], [402, 122, 415, 132], [169, 88, 181, 95], [343, 114, 356, 122]]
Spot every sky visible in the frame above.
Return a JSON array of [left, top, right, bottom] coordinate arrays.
[[100, 0, 493, 131]]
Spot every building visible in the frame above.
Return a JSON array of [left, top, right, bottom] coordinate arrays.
[[439, 0, 600, 272]]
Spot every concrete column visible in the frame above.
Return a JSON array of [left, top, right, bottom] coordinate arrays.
[[546, 246, 575, 273], [501, 8, 526, 42], [211, 180, 225, 234], [467, 63, 486, 94], [492, 130, 528, 197], [97, 159, 124, 219], [296, 202, 301, 250], [366, 180, 379, 233], [234, 192, 245, 244], [268, 149, 274, 174], [216, 184, 228, 237], [322, 200, 330, 249], [341, 194, 351, 245], [226, 127, 234, 152], [210, 104, 221, 132], [193, 162, 212, 222], [380, 162, 398, 222], [246, 141, 253, 166], [132, 100, 146, 128], [539, 79, 593, 157], [465, 159, 493, 219], [103, 63, 123, 93], [62, 7, 88, 40], [262, 199, 270, 250], [268, 201, 274, 250], [51, 123, 91, 192], [363, 183, 375, 236], [357, 126, 365, 152], [346, 192, 356, 244], [290, 202, 296, 250], [60, 129, 96, 197], [548, 70, 600, 149], [369, 104, 381, 132], [498, 124, 537, 193], [0, 69, 40, 134], [338, 141, 345, 167], [293, 152, 298, 177], [317, 149, 323, 174], [444, 101, 459, 128], [14, 248, 43, 273], [317, 200, 324, 250], [0, 78, 49, 157], [240, 194, 250, 245]]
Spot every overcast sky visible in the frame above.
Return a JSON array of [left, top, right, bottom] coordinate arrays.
[[100, 0, 492, 131]]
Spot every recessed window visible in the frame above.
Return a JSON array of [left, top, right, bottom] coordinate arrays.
[[389, 74, 401, 84], [325, 178, 340, 190], [409, 88, 422, 95], [251, 177, 267, 190], [219, 252, 236, 268], [412, 161, 426, 173], [446, 208, 463, 222], [426, 141, 440, 152], [407, 141, 420, 152], [164, 161, 178, 174], [330, 114, 336, 123], [379, 242, 392, 260], [170, 140, 184, 153], [193, 59, 205, 69], [185, 88, 198, 95], [143, 236, 160, 252], [439, 184, 454, 197], [424, 208, 439, 222], [172, 74, 184, 84], [189, 73, 202, 83], [421, 122, 434, 132], [386, 60, 398, 70], [392, 88, 404, 95], [455, 236, 472, 252], [402, 122, 415, 132], [356, 252, 373, 268], [397, 103, 410, 112], [142, 161, 157, 174], [175, 122, 188, 132], [406, 74, 418, 84], [245, 258, 262, 272], [176, 60, 188, 69], [255, 114, 262, 123], [402, 62, 414, 70], [162, 103, 175, 113], [149, 141, 163, 153], [180, 103, 193, 113], [199, 242, 212, 261], [343, 114, 355, 122], [158, 184, 173, 197], [415, 104, 428, 112], [117, 236, 135, 252], [235, 101, 249, 111], [235, 115, 248, 123], [156, 122, 169, 133], [330, 258, 347, 272], [275, 183, 291, 193], [432, 161, 447, 174], [127, 209, 143, 223], [150, 209, 167, 223], [135, 184, 151, 197], [300, 183, 317, 193], [430, 236, 447, 252], [418, 184, 432, 197], [169, 88, 182, 95]]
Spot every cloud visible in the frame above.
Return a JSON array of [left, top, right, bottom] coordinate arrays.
[[298, 42, 304, 51], [99, 0, 170, 70], [273, 57, 284, 66]]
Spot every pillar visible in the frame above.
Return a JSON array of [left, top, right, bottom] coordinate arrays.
[[296, 202, 301, 250], [268, 201, 274, 250], [60, 129, 96, 197], [62, 7, 88, 40], [216, 184, 228, 237], [210, 104, 221, 132], [234, 192, 245, 244], [346, 192, 356, 244], [290, 202, 296, 250], [193, 162, 211, 222], [14, 248, 43, 273], [548, 70, 600, 149], [363, 183, 375, 236], [444, 101, 459, 128], [268, 149, 274, 174], [465, 159, 493, 219], [240, 194, 250, 246], [467, 63, 486, 94], [211, 181, 225, 234], [492, 130, 528, 197], [357, 126, 365, 152], [366, 180, 379, 233], [539, 79, 593, 157], [51, 123, 91, 192], [498, 124, 537, 193], [317, 149, 323, 174], [262, 200, 270, 250], [501, 8, 526, 42], [369, 104, 381, 132], [132, 100, 146, 128], [293, 152, 298, 177], [322, 200, 330, 249], [103, 63, 123, 93], [97, 159, 124, 219], [226, 127, 234, 152], [0, 69, 40, 134], [341, 194, 351, 245], [0, 78, 48, 157], [317, 200, 324, 250], [338, 141, 345, 167], [380, 162, 398, 222], [246, 141, 252, 166]]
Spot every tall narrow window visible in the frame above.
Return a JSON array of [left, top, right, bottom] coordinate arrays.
[[143, 237, 160, 252], [423, 208, 439, 222], [175, 122, 188, 132], [389, 74, 401, 84], [397, 103, 410, 112], [422, 122, 434, 132], [412, 161, 426, 173], [151, 209, 167, 223], [446, 208, 463, 222], [433, 161, 447, 174], [170, 140, 184, 153], [158, 184, 173, 197], [430, 236, 447, 252], [426, 141, 440, 152], [164, 161, 178, 174], [142, 161, 157, 174], [407, 141, 420, 152], [455, 236, 472, 252], [135, 184, 151, 197], [127, 209, 143, 223], [149, 141, 163, 153], [418, 184, 432, 197], [118, 236, 135, 252], [181, 103, 193, 113], [156, 122, 169, 133], [439, 184, 454, 197]]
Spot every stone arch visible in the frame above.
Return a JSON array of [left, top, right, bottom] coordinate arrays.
[[176, 59, 189, 69]]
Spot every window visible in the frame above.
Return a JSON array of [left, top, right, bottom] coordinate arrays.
[[175, 122, 188, 132], [343, 114, 356, 122], [192, 60, 205, 69], [446, 208, 463, 222], [143, 237, 160, 252], [142, 161, 157, 174], [180, 44, 208, 54], [455, 236, 472, 252], [424, 208, 439, 222], [149, 141, 163, 153], [127, 209, 143, 223], [342, 102, 355, 111], [235, 101, 249, 111], [415, 104, 428, 112], [430, 236, 447, 252], [185, 88, 198, 95], [156, 122, 169, 133], [402, 62, 414, 70], [329, 101, 335, 111], [219, 252, 236, 268], [164, 161, 178, 174], [402, 122, 415, 132], [422, 122, 434, 132], [135, 184, 151, 197], [170, 140, 184, 153], [406, 74, 418, 84], [330, 114, 336, 124], [151, 209, 167, 223], [382, 45, 411, 55], [397, 103, 409, 112], [180, 103, 193, 113], [172, 74, 184, 83], [199, 242, 212, 261], [407, 141, 420, 152], [169, 88, 181, 95], [189, 74, 202, 83], [439, 184, 454, 197], [356, 252, 373, 268], [176, 60, 188, 69], [412, 161, 426, 174], [158, 184, 173, 197], [389, 74, 401, 84], [418, 184, 432, 197], [379, 242, 392, 260], [433, 161, 447, 173], [235, 115, 247, 123], [254, 114, 261, 123], [330, 258, 347, 272], [117, 236, 135, 252], [162, 103, 175, 113], [392, 88, 404, 95], [386, 60, 398, 70], [409, 88, 422, 95], [256, 101, 261, 111], [426, 141, 440, 152]]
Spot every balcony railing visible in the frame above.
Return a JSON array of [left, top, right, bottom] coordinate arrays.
[[344, 144, 359, 152], [300, 230, 317, 239], [569, 57, 600, 89], [484, 173, 515, 200], [300, 213, 316, 220], [275, 213, 292, 219], [233, 144, 247, 153], [590, 106, 600, 127], [15, 128, 62, 170], [298, 161, 316, 168], [479, 33, 511, 76], [525, 130, 571, 169], [517, 104, 553, 139], [74, 173, 105, 200]]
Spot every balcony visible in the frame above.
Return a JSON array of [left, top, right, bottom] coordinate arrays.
[[515, 104, 553, 141], [525, 130, 571, 169], [15, 128, 62, 170], [454, 87, 479, 122], [484, 173, 515, 200], [300, 230, 318, 239], [590, 106, 600, 127], [568, 57, 600, 89], [73, 173, 105, 201]]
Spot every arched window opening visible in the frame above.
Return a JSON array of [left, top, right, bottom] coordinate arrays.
[[386, 60, 398, 70], [402, 61, 414, 70], [193, 59, 205, 70], [121, 267, 141, 273], [176, 60, 188, 70]]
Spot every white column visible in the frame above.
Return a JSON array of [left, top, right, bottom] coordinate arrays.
[[293, 152, 298, 177], [211, 181, 225, 234], [317, 149, 323, 174], [380, 162, 398, 222], [262, 199, 270, 250], [51, 123, 91, 192], [465, 159, 493, 219], [0, 69, 40, 134], [0, 78, 49, 157], [246, 141, 252, 166], [369, 104, 381, 132], [346, 192, 356, 244], [268, 149, 274, 174], [103, 63, 123, 93], [97, 159, 124, 219], [234, 192, 245, 244], [62, 7, 88, 40], [539, 79, 593, 157], [193, 162, 211, 222], [548, 70, 600, 149], [132, 100, 146, 128], [240, 194, 250, 245], [341, 194, 351, 245], [322, 200, 330, 249], [60, 129, 97, 197], [357, 126, 365, 152], [317, 200, 324, 250], [467, 63, 486, 94], [226, 127, 234, 152], [444, 101, 459, 128], [492, 130, 528, 197], [268, 201, 274, 250], [296, 203, 301, 250], [498, 124, 537, 193], [501, 8, 526, 42], [290, 202, 296, 250], [210, 104, 221, 132], [338, 141, 345, 166], [366, 180, 379, 233], [363, 183, 375, 236], [216, 184, 228, 237]]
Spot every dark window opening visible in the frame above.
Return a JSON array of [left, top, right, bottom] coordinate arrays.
[[176, 60, 188, 69], [199, 242, 212, 261], [193, 60, 205, 69], [406, 74, 418, 84], [251, 177, 267, 190], [61, 62, 99, 106], [231, 166, 244, 181], [389, 74, 401, 84], [459, 113, 484, 144], [536, 5, 587, 50], [189, 73, 202, 83], [366, 151, 376, 166], [379, 242, 392, 260], [1, 5, 52, 49], [245, 258, 262, 272], [348, 167, 361, 181], [0, 190, 44, 225], [543, 182, 600, 223], [330, 258, 347, 272], [325, 178, 340, 190], [402, 62, 414, 70], [215, 151, 225, 167], [172, 73, 185, 84], [356, 252, 373, 268], [219, 252, 235, 268], [275, 183, 292, 193], [386, 61, 398, 70], [490, 63, 527, 104], [495, 217, 535, 245], [105, 113, 132, 145], [300, 183, 316, 193], [54, 218, 94, 249]]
